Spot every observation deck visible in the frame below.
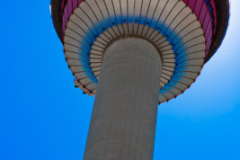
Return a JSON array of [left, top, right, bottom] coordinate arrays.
[[50, 0, 230, 103]]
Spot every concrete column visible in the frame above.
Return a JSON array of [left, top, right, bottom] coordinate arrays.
[[84, 37, 162, 160]]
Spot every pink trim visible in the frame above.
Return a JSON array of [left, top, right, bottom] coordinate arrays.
[[206, 23, 213, 47], [206, 31, 212, 54], [188, 0, 197, 10], [194, 0, 204, 17], [182, 0, 213, 57], [205, 23, 212, 39], [203, 14, 211, 32], [61, 0, 84, 40], [67, 0, 72, 18], [210, 0, 218, 35], [73, 0, 78, 9], [62, 5, 68, 34], [199, 3, 208, 24]]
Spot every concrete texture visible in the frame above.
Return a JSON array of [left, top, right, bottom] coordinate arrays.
[[83, 37, 162, 160]]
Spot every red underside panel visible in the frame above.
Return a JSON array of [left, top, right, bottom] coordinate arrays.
[[67, 0, 72, 18], [194, 1, 204, 18], [203, 13, 211, 31], [188, 0, 197, 9], [73, 0, 78, 10], [210, 0, 218, 34], [181, 0, 214, 55], [61, 0, 84, 35], [199, 3, 208, 23]]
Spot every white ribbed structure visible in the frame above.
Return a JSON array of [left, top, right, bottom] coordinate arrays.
[[84, 37, 161, 160], [65, 0, 206, 103]]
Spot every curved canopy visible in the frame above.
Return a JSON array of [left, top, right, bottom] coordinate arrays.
[[50, 0, 230, 103], [51, 0, 230, 62]]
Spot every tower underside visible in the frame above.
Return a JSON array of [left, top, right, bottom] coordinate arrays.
[[84, 37, 161, 160], [50, 0, 230, 160], [62, 0, 214, 103]]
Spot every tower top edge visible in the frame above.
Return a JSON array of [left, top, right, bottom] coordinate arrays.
[[50, 0, 230, 62]]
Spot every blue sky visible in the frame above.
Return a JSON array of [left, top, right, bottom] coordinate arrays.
[[0, 0, 239, 160]]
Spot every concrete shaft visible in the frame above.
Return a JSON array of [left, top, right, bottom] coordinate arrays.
[[84, 37, 162, 160]]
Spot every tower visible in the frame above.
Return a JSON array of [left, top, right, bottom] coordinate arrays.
[[50, 0, 230, 159]]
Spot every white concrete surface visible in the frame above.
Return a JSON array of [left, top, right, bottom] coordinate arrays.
[[83, 37, 162, 160]]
